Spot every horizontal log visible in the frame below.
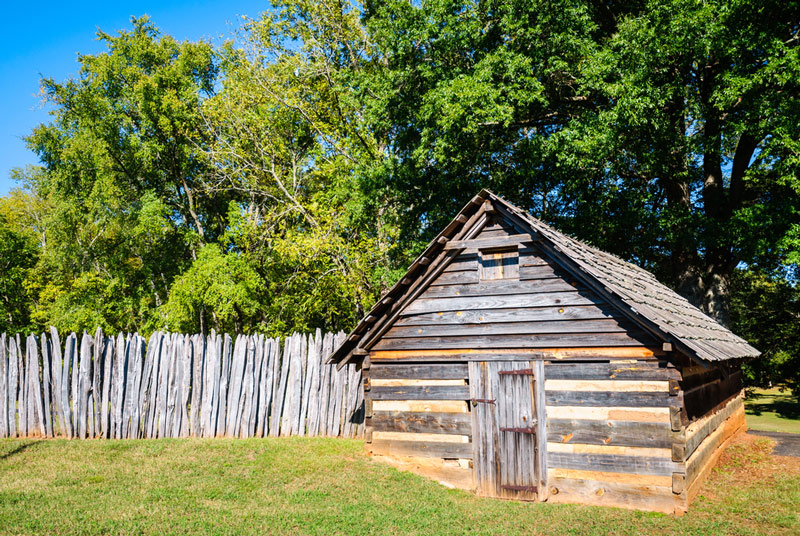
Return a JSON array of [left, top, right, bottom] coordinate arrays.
[[442, 254, 478, 273], [684, 394, 744, 460], [547, 477, 681, 514], [686, 403, 746, 485], [420, 278, 580, 299], [444, 234, 538, 250], [373, 332, 656, 351], [545, 362, 680, 381], [686, 406, 745, 501], [402, 291, 598, 315], [368, 364, 469, 380], [372, 411, 472, 435], [548, 468, 672, 487], [369, 385, 470, 400], [383, 319, 629, 340], [429, 270, 479, 286], [520, 265, 560, 280], [546, 390, 678, 408], [370, 347, 662, 361], [369, 439, 473, 459], [547, 419, 677, 448], [397, 306, 619, 326], [548, 452, 681, 476]]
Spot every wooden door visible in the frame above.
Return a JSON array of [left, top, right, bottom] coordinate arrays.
[[469, 360, 547, 501]]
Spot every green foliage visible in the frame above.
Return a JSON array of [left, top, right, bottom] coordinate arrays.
[[732, 270, 800, 396], [0, 193, 39, 333], [161, 244, 264, 334], [3, 1, 799, 395]]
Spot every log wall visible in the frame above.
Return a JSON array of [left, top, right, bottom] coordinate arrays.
[[363, 362, 474, 489], [543, 358, 687, 513]]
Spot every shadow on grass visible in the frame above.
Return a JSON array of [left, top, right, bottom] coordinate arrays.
[[0, 441, 43, 462], [746, 390, 800, 419]]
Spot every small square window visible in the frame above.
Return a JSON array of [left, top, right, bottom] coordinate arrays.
[[480, 247, 519, 281]]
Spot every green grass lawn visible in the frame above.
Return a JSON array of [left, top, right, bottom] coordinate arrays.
[[0, 436, 798, 535], [745, 387, 800, 434]]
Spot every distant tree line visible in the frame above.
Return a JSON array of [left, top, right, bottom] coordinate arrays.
[[1, 1, 798, 393]]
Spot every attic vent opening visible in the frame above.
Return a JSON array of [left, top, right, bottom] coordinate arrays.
[[480, 247, 519, 281]]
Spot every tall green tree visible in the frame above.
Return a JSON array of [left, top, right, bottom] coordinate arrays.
[[24, 17, 225, 332], [361, 0, 800, 325]]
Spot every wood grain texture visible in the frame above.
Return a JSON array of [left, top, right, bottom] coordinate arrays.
[[547, 419, 677, 448], [369, 385, 470, 400], [369, 439, 473, 459], [546, 390, 678, 408], [547, 477, 682, 514], [368, 363, 469, 380], [372, 411, 472, 435]]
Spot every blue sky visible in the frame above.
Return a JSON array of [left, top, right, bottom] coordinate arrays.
[[0, 1, 269, 195]]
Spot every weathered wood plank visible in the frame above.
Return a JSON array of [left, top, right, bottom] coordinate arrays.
[[369, 385, 470, 400], [384, 319, 629, 339], [49, 328, 65, 437], [62, 334, 76, 438], [77, 333, 93, 439], [548, 452, 681, 476], [684, 394, 744, 460], [546, 390, 677, 408], [92, 328, 104, 437], [40, 334, 53, 437], [429, 270, 480, 286], [190, 334, 204, 438], [374, 332, 654, 351], [0, 334, 7, 438], [316, 334, 334, 436], [547, 419, 677, 448], [519, 264, 561, 280], [403, 291, 597, 315], [371, 347, 662, 362], [368, 364, 469, 380], [442, 254, 478, 273], [178, 335, 192, 437], [545, 380, 670, 392], [547, 477, 681, 514], [255, 337, 271, 437], [397, 305, 618, 326], [372, 411, 472, 436], [421, 278, 580, 299], [444, 233, 537, 251], [545, 362, 679, 381], [534, 359, 548, 501], [370, 439, 473, 459], [7, 336, 19, 437], [305, 331, 323, 436]]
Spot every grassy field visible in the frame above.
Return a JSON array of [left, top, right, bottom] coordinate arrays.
[[0, 435, 798, 536], [745, 387, 800, 434]]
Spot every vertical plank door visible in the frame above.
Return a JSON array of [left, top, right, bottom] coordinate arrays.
[[470, 360, 546, 501]]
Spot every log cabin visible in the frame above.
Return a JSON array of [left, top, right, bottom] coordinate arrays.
[[328, 190, 759, 513]]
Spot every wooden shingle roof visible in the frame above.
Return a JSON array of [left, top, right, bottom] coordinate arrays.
[[329, 190, 759, 366]]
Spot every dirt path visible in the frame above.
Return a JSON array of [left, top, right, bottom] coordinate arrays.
[[749, 430, 800, 457]]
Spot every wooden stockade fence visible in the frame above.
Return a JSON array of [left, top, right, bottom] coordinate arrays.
[[0, 328, 365, 440]]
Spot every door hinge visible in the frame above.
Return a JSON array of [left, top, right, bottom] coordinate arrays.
[[471, 398, 495, 406], [498, 369, 535, 376]]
